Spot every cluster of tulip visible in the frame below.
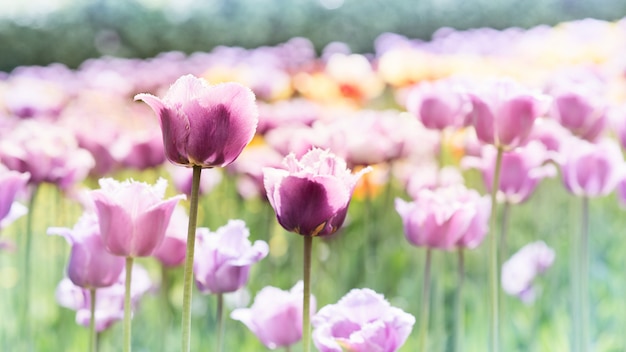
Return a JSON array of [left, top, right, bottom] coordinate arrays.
[[1, 16, 626, 352]]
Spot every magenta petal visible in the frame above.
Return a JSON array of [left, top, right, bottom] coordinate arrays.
[[497, 97, 537, 147], [469, 96, 496, 145], [276, 176, 349, 236], [132, 197, 181, 256]]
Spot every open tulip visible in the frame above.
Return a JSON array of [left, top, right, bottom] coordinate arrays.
[[312, 288, 415, 352], [501, 241, 555, 303], [90, 178, 185, 258], [134, 74, 258, 168], [263, 148, 369, 237], [193, 219, 268, 294]]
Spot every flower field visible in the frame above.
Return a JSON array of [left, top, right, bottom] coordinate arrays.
[[1, 16, 626, 352]]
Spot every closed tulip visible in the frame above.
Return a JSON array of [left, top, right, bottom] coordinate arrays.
[[231, 281, 315, 350], [263, 148, 369, 237], [90, 178, 185, 257], [134, 74, 258, 168], [48, 212, 125, 288]]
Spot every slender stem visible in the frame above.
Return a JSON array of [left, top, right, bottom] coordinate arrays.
[[489, 147, 504, 352], [302, 235, 313, 352], [570, 197, 581, 352], [182, 166, 202, 352], [418, 248, 433, 351], [123, 257, 134, 352], [454, 248, 465, 352], [580, 197, 590, 352], [20, 185, 39, 349], [90, 288, 97, 352], [216, 293, 225, 352], [285, 346, 292, 352], [498, 201, 511, 347]]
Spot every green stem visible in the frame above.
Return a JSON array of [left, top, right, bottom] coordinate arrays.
[[90, 288, 97, 352], [454, 248, 465, 352], [216, 293, 224, 352], [570, 197, 581, 352], [182, 166, 202, 352], [580, 197, 589, 352], [489, 147, 504, 352], [20, 185, 39, 348], [498, 201, 511, 347], [418, 248, 432, 351], [302, 235, 313, 352], [123, 257, 134, 352]]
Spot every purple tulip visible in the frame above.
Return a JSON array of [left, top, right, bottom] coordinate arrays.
[[463, 141, 556, 204], [0, 165, 29, 226], [263, 148, 370, 237], [90, 178, 185, 257], [395, 184, 491, 250], [56, 264, 152, 332], [467, 79, 551, 150], [405, 77, 472, 130], [501, 241, 555, 303], [193, 219, 268, 294], [134, 74, 259, 168], [48, 212, 125, 288], [0, 120, 95, 191], [558, 137, 625, 197], [312, 288, 415, 352], [231, 281, 316, 350]]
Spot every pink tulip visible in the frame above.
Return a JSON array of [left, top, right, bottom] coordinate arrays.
[[48, 212, 125, 288], [501, 241, 555, 303], [263, 148, 369, 237], [467, 79, 551, 150], [559, 138, 625, 197], [152, 205, 189, 267], [56, 264, 152, 332], [395, 184, 491, 250], [405, 77, 472, 130], [134, 74, 259, 168], [0, 165, 29, 226], [312, 288, 415, 352], [231, 281, 316, 350], [463, 141, 556, 204], [90, 178, 185, 257], [193, 220, 268, 294]]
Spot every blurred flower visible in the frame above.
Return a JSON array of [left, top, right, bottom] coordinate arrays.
[[263, 148, 369, 237], [467, 79, 551, 150], [48, 212, 125, 289], [194, 219, 268, 294], [0, 120, 95, 191], [324, 53, 385, 103], [405, 77, 472, 130], [56, 264, 152, 332], [152, 205, 189, 268], [395, 184, 491, 250], [525, 117, 572, 153], [3, 76, 69, 119], [0, 165, 29, 228], [463, 141, 556, 204], [501, 241, 555, 303], [135, 74, 258, 168], [90, 178, 185, 257], [558, 138, 625, 197], [312, 288, 415, 352], [167, 164, 222, 197], [226, 144, 284, 200], [231, 281, 315, 350], [405, 164, 464, 197], [114, 130, 166, 171], [264, 123, 331, 159], [256, 98, 320, 135]]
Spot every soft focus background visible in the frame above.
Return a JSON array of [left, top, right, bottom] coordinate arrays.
[[2, 0, 626, 71], [2, 1, 626, 352]]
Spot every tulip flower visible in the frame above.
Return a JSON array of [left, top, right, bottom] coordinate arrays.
[[90, 177, 184, 258], [48, 212, 125, 289], [467, 78, 551, 150], [312, 288, 415, 352], [501, 241, 555, 303], [0, 165, 29, 229], [193, 219, 269, 294], [231, 281, 315, 350], [263, 148, 369, 237], [134, 74, 258, 168]]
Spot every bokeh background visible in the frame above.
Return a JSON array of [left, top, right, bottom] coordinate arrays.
[[2, 0, 626, 72]]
